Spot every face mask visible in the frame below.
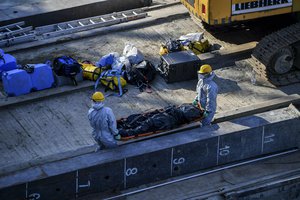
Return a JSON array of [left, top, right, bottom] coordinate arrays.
[[198, 73, 211, 80], [92, 101, 104, 108], [91, 100, 100, 107], [198, 74, 205, 79]]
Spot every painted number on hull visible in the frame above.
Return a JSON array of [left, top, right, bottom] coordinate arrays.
[[126, 168, 138, 176], [173, 157, 185, 165], [219, 145, 230, 156], [79, 180, 91, 188], [28, 193, 40, 200], [264, 134, 275, 144]]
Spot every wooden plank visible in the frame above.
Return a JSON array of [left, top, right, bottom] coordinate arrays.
[[0, 97, 96, 176], [121, 94, 300, 145], [0, 111, 35, 170], [0, 103, 95, 176]]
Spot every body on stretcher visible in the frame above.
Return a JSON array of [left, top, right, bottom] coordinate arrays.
[[117, 104, 204, 141]]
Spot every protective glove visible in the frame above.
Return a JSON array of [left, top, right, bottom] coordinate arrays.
[[192, 99, 198, 106], [203, 111, 209, 118], [114, 134, 121, 140]]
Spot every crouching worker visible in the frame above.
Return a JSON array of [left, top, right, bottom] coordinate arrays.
[[193, 64, 218, 127], [88, 91, 121, 151]]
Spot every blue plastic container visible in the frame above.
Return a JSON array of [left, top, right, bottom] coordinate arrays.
[[2, 69, 33, 96], [30, 64, 55, 91], [0, 50, 17, 78]]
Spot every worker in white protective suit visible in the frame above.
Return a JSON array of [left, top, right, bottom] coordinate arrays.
[[193, 64, 218, 127], [88, 91, 121, 151]]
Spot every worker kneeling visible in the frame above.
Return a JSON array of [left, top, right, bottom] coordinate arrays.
[[193, 64, 218, 127], [88, 91, 121, 151]]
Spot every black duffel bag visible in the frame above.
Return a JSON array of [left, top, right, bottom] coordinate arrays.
[[125, 60, 156, 92], [53, 56, 82, 85], [165, 39, 182, 53]]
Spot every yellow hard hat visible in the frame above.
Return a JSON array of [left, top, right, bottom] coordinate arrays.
[[92, 91, 105, 102], [198, 64, 212, 74], [159, 46, 169, 56]]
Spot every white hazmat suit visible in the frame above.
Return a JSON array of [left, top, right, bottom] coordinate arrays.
[[196, 72, 218, 126], [88, 102, 119, 149]]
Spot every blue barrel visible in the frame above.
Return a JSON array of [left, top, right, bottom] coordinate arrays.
[[0, 50, 17, 79], [30, 64, 55, 91], [2, 69, 33, 96]]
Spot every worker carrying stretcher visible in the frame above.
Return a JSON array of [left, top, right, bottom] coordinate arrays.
[[193, 64, 219, 127], [88, 65, 218, 144]]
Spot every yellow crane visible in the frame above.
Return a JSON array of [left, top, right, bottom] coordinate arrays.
[[181, 0, 300, 85]]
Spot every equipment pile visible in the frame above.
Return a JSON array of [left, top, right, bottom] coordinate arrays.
[[0, 43, 157, 97], [159, 32, 210, 56]]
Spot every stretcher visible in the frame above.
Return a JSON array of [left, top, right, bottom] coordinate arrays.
[[117, 104, 204, 141]]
